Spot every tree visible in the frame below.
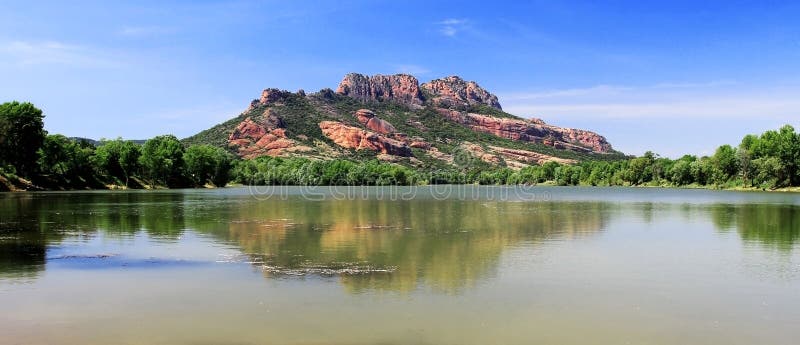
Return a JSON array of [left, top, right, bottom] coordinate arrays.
[[690, 157, 712, 185], [623, 151, 656, 185], [775, 125, 800, 186], [183, 145, 232, 187], [738, 135, 758, 186], [669, 157, 694, 185], [752, 157, 785, 189], [139, 135, 186, 187], [0, 102, 46, 176], [93, 138, 141, 186], [711, 144, 738, 185], [37, 135, 96, 186]]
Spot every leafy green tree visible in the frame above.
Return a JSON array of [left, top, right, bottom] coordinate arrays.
[[0, 102, 46, 176], [93, 138, 141, 186], [139, 135, 186, 187], [711, 144, 738, 185], [37, 134, 73, 176], [623, 151, 656, 185], [690, 157, 712, 185], [738, 135, 758, 186], [183, 145, 232, 187], [775, 125, 800, 186], [669, 156, 695, 186], [752, 157, 786, 189], [37, 135, 95, 184]]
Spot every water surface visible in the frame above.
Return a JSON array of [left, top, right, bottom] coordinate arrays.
[[1, 186, 799, 344]]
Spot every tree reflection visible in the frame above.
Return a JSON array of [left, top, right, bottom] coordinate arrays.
[[0, 191, 188, 279], [711, 203, 800, 252]]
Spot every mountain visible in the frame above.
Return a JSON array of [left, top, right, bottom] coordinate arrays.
[[184, 73, 622, 169]]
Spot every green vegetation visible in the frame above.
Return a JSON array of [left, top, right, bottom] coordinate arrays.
[[184, 144, 233, 187], [2, 100, 799, 191], [0, 102, 233, 190], [0, 101, 46, 177]]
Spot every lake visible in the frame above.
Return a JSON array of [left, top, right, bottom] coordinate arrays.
[[1, 186, 799, 345]]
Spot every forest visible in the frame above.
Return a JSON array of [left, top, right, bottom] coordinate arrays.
[[2, 101, 799, 190]]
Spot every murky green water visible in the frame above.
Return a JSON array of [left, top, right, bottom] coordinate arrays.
[[1, 186, 799, 345]]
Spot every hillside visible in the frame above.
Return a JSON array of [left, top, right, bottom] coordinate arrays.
[[184, 73, 624, 170]]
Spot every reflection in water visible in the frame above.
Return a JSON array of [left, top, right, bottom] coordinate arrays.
[[213, 200, 610, 293], [1, 189, 799, 293], [0, 190, 611, 293], [711, 203, 800, 252]]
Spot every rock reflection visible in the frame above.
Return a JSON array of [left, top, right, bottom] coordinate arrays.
[[3, 189, 798, 293], [208, 200, 610, 293]]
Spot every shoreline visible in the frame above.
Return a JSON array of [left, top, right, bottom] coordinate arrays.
[[3, 181, 799, 194]]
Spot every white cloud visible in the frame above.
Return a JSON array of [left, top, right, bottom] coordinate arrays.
[[499, 82, 800, 121], [119, 26, 175, 37], [502, 85, 632, 101], [394, 64, 430, 76], [652, 80, 738, 89], [436, 18, 468, 37], [0, 40, 119, 68]]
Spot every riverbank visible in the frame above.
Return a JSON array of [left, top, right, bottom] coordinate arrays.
[[3, 176, 799, 194]]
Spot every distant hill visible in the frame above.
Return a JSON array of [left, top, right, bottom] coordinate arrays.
[[184, 73, 623, 170], [68, 137, 147, 146]]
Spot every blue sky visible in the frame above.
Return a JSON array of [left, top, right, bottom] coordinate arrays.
[[1, 0, 799, 157]]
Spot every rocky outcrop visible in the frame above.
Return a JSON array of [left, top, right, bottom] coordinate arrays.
[[228, 111, 310, 158], [421, 76, 502, 110], [319, 121, 412, 157], [353, 109, 396, 134], [336, 73, 424, 106], [459, 142, 502, 165], [435, 108, 612, 153], [247, 88, 293, 111], [488, 146, 576, 165]]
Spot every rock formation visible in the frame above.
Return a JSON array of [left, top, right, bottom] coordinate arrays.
[[247, 88, 293, 111], [421, 76, 502, 110], [336, 73, 424, 106], [353, 109, 396, 134], [435, 108, 611, 153], [186, 71, 621, 168], [228, 110, 310, 158], [319, 121, 412, 157]]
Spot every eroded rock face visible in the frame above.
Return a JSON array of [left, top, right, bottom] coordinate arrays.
[[319, 121, 412, 157], [459, 142, 502, 165], [436, 108, 612, 153], [336, 73, 424, 106], [354, 109, 396, 134], [247, 88, 293, 111], [487, 145, 576, 166], [228, 112, 310, 158], [421, 76, 502, 110]]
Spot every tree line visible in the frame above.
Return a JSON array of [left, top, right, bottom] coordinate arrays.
[[1, 102, 232, 189], [2, 101, 799, 190]]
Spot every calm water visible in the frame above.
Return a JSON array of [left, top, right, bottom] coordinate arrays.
[[1, 186, 799, 345]]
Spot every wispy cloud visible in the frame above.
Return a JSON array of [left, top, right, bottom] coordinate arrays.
[[436, 18, 468, 37], [502, 85, 633, 101], [394, 64, 430, 76], [0, 40, 119, 68], [499, 81, 800, 121], [119, 26, 175, 37], [652, 80, 738, 89]]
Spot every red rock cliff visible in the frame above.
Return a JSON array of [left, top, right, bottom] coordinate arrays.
[[319, 121, 412, 157], [421, 76, 502, 110], [336, 73, 424, 106], [228, 110, 310, 158], [436, 108, 612, 153], [354, 109, 396, 134]]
